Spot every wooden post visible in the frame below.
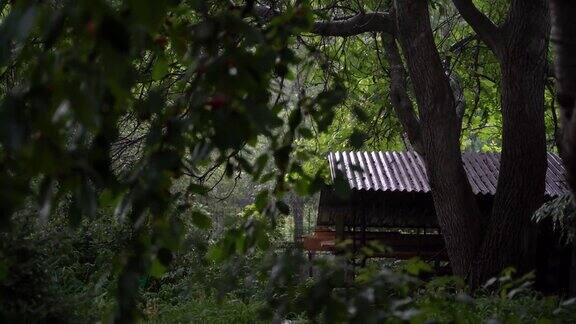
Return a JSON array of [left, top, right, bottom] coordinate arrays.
[[335, 213, 345, 242], [570, 240, 576, 296], [361, 201, 367, 267]]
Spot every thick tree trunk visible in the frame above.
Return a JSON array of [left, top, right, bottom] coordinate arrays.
[[394, 0, 482, 278], [550, 0, 576, 192], [469, 0, 550, 286], [550, 0, 576, 295]]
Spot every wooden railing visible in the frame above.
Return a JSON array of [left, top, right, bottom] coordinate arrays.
[[302, 228, 447, 260]]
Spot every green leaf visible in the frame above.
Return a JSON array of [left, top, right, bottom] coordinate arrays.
[[207, 245, 224, 263], [127, 0, 169, 30], [235, 156, 253, 173], [255, 190, 269, 211], [298, 127, 314, 139], [276, 200, 290, 215], [150, 259, 167, 278], [188, 183, 209, 195], [253, 154, 269, 180], [191, 210, 212, 229], [260, 172, 276, 184], [404, 257, 432, 276], [288, 108, 302, 132], [352, 105, 369, 122], [152, 56, 169, 81], [274, 145, 291, 172], [348, 129, 367, 149]]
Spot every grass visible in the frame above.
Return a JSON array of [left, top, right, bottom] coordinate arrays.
[[145, 297, 263, 324], [417, 294, 576, 323]]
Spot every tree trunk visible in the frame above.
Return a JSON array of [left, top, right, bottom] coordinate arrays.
[[393, 0, 483, 278], [550, 0, 576, 192], [550, 0, 576, 295], [469, 0, 550, 286], [289, 192, 304, 244]]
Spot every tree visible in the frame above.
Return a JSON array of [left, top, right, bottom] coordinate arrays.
[[551, 0, 576, 192], [453, 0, 550, 286], [550, 0, 576, 295], [0, 1, 339, 319], [258, 0, 550, 285]]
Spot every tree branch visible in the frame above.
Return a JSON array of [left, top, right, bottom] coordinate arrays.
[[380, 33, 423, 155], [452, 0, 501, 54], [394, 0, 482, 278], [449, 71, 466, 136], [253, 5, 394, 37], [312, 12, 394, 36]]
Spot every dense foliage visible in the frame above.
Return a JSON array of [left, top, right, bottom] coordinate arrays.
[[0, 0, 339, 320], [0, 0, 575, 323]]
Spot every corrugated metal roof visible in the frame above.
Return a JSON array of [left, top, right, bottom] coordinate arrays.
[[328, 151, 569, 197]]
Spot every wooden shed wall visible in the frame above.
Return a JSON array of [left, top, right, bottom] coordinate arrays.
[[317, 187, 495, 228]]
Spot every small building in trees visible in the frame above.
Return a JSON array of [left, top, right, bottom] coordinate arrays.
[[303, 151, 571, 289]]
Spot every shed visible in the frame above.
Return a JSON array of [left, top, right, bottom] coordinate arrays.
[[303, 151, 569, 261]]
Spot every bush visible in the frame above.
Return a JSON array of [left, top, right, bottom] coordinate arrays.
[[0, 210, 126, 322]]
